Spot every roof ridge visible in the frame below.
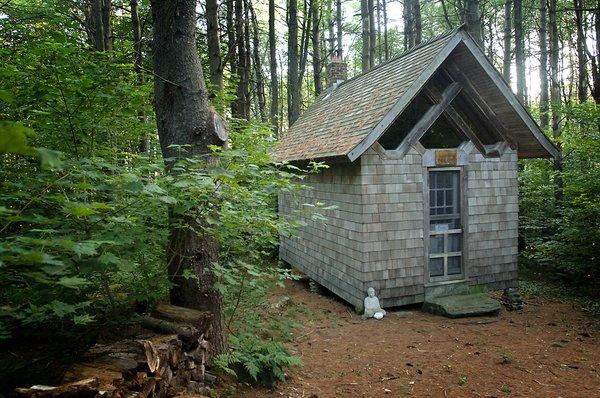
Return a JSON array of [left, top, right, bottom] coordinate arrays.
[[334, 26, 463, 89]]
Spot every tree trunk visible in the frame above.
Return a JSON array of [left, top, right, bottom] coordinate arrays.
[[361, 0, 370, 72], [539, 0, 549, 128], [514, 0, 526, 103], [574, 0, 587, 103], [376, 0, 382, 63], [464, 0, 482, 45], [368, 0, 376, 68], [312, 1, 323, 95], [299, 0, 312, 84], [249, 2, 266, 121], [150, 0, 226, 357], [206, 0, 224, 92], [269, 0, 279, 133], [243, 3, 252, 119], [288, 0, 301, 124], [131, 0, 149, 153], [593, 0, 600, 103], [549, 0, 562, 205], [101, 0, 112, 51], [232, 0, 248, 119], [412, 0, 422, 45], [503, 0, 512, 84], [403, 0, 414, 50], [382, 0, 388, 60], [336, 0, 343, 57]]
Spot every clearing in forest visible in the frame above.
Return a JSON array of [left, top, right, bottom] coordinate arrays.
[[239, 280, 600, 398]]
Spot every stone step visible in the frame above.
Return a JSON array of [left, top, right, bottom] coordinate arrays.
[[422, 293, 501, 318]]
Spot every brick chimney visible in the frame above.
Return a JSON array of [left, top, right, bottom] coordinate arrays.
[[326, 51, 347, 88]]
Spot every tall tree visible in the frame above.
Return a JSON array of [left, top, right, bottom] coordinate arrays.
[[549, 0, 562, 203], [232, 0, 249, 119], [206, 0, 224, 91], [311, 0, 323, 94], [514, 0, 526, 103], [336, 0, 343, 56], [361, 0, 371, 72], [382, 0, 389, 60], [412, 0, 422, 45], [502, 0, 511, 83], [368, 0, 376, 68], [150, 0, 226, 356], [85, 0, 112, 51], [464, 0, 482, 45], [269, 0, 279, 132], [403, 0, 414, 50], [130, 0, 149, 153], [288, 0, 301, 124], [249, 2, 266, 121], [574, 0, 587, 103], [592, 0, 600, 103], [539, 0, 549, 127]]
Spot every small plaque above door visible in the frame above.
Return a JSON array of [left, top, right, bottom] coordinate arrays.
[[435, 149, 458, 166]]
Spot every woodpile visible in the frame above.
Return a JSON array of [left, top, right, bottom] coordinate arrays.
[[16, 304, 216, 398]]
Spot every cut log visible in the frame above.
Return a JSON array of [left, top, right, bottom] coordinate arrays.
[[141, 316, 200, 349], [15, 378, 99, 398], [152, 303, 212, 334]]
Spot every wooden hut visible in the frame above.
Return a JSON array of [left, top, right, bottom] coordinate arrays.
[[273, 27, 558, 312]]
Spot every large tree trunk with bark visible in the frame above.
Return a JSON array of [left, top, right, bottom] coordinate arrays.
[[206, 0, 224, 92], [368, 0, 376, 68], [336, 0, 343, 56], [131, 0, 149, 153], [412, 0, 421, 45], [514, 0, 526, 103], [539, 0, 549, 128], [85, 0, 112, 51], [232, 0, 249, 119], [403, 0, 414, 50], [150, 0, 226, 357]]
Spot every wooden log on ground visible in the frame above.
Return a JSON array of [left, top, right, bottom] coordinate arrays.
[[141, 316, 200, 350], [15, 378, 99, 398], [152, 303, 212, 334]]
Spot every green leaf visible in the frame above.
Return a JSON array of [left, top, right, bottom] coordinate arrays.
[[57, 276, 90, 289], [0, 122, 35, 155], [35, 147, 63, 170], [144, 183, 166, 195], [159, 195, 177, 204], [64, 203, 95, 217], [72, 241, 98, 257]]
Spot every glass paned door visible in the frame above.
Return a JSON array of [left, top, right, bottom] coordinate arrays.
[[428, 170, 462, 279]]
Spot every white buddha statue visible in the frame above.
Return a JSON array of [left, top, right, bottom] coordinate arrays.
[[363, 287, 386, 319]]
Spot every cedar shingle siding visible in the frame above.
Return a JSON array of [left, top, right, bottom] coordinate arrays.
[[276, 27, 555, 310]]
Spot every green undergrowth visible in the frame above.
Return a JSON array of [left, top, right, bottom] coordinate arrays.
[[519, 261, 600, 317]]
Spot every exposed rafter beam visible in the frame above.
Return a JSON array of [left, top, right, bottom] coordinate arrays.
[[421, 85, 491, 157], [442, 64, 518, 150], [395, 82, 462, 156]]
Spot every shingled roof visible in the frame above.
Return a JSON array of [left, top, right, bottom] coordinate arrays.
[[272, 26, 558, 162]]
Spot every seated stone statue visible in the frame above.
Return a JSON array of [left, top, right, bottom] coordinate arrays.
[[362, 287, 386, 319]]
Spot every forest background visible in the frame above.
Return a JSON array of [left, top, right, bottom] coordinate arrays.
[[0, 0, 599, 390]]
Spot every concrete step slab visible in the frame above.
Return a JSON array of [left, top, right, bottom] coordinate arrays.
[[422, 293, 501, 318]]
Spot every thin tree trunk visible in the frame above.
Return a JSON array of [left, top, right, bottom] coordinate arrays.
[[131, 0, 149, 153], [413, 0, 422, 45], [361, 0, 370, 72], [376, 0, 382, 63], [514, 0, 527, 103], [299, 0, 312, 84], [336, 0, 343, 57], [539, 0, 549, 128], [232, 0, 248, 119], [288, 0, 301, 124], [368, 0, 376, 67], [150, 0, 226, 358], [593, 0, 600, 103], [312, 1, 323, 95], [249, 2, 266, 121], [574, 0, 587, 103], [269, 0, 279, 133], [503, 0, 512, 84], [382, 0, 388, 60], [102, 0, 112, 51], [549, 0, 562, 205], [243, 3, 252, 118], [206, 0, 224, 91], [403, 0, 414, 50]]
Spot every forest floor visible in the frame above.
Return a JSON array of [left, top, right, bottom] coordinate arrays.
[[237, 279, 600, 398]]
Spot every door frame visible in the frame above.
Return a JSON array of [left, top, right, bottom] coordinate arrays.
[[423, 165, 468, 283]]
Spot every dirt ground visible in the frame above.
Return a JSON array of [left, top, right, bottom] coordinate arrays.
[[240, 280, 600, 398]]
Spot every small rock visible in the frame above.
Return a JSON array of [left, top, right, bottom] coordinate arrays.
[[384, 388, 392, 394]]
